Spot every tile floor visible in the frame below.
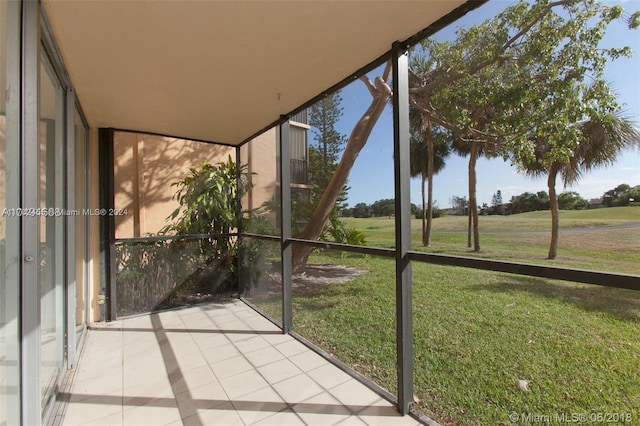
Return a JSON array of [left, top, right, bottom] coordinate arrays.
[[57, 300, 423, 426]]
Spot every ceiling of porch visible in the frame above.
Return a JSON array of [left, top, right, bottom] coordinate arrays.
[[43, 0, 473, 146]]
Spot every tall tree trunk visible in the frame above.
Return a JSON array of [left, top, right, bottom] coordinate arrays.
[[421, 174, 427, 246], [468, 142, 480, 251], [291, 70, 392, 269], [547, 167, 559, 259], [425, 123, 434, 247], [467, 207, 472, 248], [425, 173, 433, 247]]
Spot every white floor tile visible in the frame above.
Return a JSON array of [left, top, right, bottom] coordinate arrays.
[[329, 380, 382, 411], [292, 392, 352, 426], [62, 301, 413, 426], [192, 332, 231, 351], [122, 400, 182, 426], [274, 339, 308, 358], [183, 401, 245, 426], [307, 362, 353, 390], [61, 395, 123, 425], [288, 350, 328, 372], [170, 364, 218, 395], [257, 358, 303, 384], [234, 335, 271, 353], [251, 409, 306, 426], [243, 345, 286, 368], [271, 374, 324, 404], [232, 385, 289, 425], [209, 354, 254, 379], [218, 369, 269, 399], [202, 342, 240, 364], [122, 377, 175, 405]]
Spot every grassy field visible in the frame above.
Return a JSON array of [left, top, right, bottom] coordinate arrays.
[[247, 207, 639, 425], [342, 207, 640, 274]]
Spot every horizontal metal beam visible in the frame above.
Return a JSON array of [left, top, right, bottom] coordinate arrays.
[[277, 239, 639, 291], [408, 251, 639, 291], [288, 238, 396, 258], [115, 233, 239, 244], [242, 233, 281, 242]]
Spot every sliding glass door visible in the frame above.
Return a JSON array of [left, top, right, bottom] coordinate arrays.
[[39, 52, 66, 411], [0, 0, 21, 423]]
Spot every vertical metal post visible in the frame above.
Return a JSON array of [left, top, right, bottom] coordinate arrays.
[[279, 118, 293, 333], [52, 84, 66, 405], [83, 122, 91, 328], [66, 88, 77, 367], [392, 41, 414, 415], [21, 1, 42, 423], [235, 146, 244, 295], [98, 128, 116, 321]]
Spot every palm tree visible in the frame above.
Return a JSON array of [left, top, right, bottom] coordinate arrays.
[[449, 126, 497, 251], [522, 113, 640, 259], [409, 117, 450, 246]]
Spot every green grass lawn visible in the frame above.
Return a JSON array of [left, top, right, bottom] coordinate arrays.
[[246, 208, 639, 425], [342, 207, 640, 274], [286, 253, 640, 425], [410, 263, 639, 425]]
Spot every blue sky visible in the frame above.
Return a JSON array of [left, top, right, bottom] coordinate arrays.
[[325, 0, 640, 208]]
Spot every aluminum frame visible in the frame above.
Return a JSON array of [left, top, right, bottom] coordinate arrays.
[[18, 4, 94, 423], [21, 1, 42, 423], [40, 49, 68, 424], [82, 113, 91, 329], [236, 146, 244, 295], [65, 87, 77, 368], [408, 251, 639, 290], [392, 41, 414, 416], [98, 128, 117, 321], [279, 118, 293, 333], [72, 101, 92, 344], [64, 89, 91, 368], [4, 1, 23, 424]]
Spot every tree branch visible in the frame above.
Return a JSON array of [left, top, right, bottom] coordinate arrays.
[[382, 60, 392, 82], [360, 61, 392, 97], [409, 98, 453, 130], [412, 0, 575, 96], [360, 75, 377, 97]]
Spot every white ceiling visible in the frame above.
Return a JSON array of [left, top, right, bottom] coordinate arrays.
[[43, 0, 471, 146]]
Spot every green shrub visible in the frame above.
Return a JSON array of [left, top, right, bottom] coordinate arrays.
[[322, 214, 367, 246]]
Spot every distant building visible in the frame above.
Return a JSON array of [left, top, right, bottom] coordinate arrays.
[[589, 197, 606, 209]]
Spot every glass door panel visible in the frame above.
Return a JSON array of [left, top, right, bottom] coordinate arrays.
[[39, 53, 65, 410], [0, 0, 21, 422]]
